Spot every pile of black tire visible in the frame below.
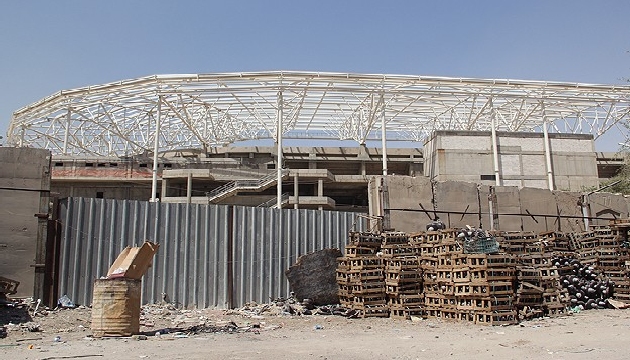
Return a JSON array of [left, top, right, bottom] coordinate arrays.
[[553, 255, 614, 310]]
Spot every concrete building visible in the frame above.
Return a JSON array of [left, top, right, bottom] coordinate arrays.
[[48, 135, 623, 211], [50, 146, 424, 212], [424, 131, 601, 191]]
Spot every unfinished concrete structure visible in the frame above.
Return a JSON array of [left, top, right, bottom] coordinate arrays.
[[0, 147, 51, 299], [424, 131, 599, 191], [6, 71, 630, 210]]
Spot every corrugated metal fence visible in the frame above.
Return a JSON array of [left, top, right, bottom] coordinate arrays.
[[58, 197, 366, 308]]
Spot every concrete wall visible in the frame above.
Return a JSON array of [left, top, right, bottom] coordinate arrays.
[[374, 175, 629, 234], [52, 182, 152, 200], [0, 147, 51, 298]]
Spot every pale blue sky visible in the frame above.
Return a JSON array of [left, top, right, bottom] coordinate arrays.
[[1, 1, 629, 150]]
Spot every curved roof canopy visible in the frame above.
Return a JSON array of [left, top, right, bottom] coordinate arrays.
[[8, 71, 630, 157]]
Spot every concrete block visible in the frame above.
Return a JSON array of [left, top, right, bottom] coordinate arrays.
[[552, 190, 584, 233], [389, 210, 426, 233], [385, 175, 432, 211], [519, 187, 557, 233], [434, 181, 480, 229], [494, 186, 523, 231], [588, 192, 629, 227], [381, 176, 433, 233]]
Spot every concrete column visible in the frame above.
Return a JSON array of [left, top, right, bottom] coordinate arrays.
[[581, 194, 590, 231], [360, 162, 366, 176], [151, 96, 162, 202], [293, 173, 299, 209], [63, 108, 71, 155], [317, 179, 323, 197], [277, 90, 283, 209], [542, 103, 554, 191], [186, 173, 193, 204], [381, 93, 388, 176], [490, 97, 501, 186], [161, 178, 169, 198]]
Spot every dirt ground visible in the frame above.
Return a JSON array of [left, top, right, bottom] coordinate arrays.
[[1, 304, 630, 360]]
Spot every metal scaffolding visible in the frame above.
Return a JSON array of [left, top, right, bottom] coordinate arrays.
[[7, 71, 630, 157]]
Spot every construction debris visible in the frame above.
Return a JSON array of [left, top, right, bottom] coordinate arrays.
[[0, 276, 20, 303], [285, 248, 343, 305], [106, 242, 160, 280]]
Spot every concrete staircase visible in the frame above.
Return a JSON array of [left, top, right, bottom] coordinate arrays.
[[206, 170, 289, 203]]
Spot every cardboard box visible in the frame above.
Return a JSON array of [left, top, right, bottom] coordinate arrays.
[[107, 242, 160, 280]]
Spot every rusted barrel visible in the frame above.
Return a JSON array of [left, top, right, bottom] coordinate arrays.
[[91, 278, 141, 337]]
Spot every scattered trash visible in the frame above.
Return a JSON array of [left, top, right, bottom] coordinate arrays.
[[23, 322, 41, 332], [106, 241, 160, 280], [607, 299, 630, 309], [33, 299, 42, 315], [0, 276, 20, 302], [426, 218, 445, 231], [314, 324, 323, 330], [57, 295, 76, 309], [53, 335, 61, 342]]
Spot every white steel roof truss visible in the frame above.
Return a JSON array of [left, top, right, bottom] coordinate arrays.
[[7, 71, 630, 156]]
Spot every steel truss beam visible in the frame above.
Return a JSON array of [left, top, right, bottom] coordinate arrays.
[[7, 71, 630, 156]]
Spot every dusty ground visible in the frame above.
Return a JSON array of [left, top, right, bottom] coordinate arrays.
[[1, 303, 630, 360]]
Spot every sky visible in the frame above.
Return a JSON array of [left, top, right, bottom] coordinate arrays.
[[1, 0, 629, 151]]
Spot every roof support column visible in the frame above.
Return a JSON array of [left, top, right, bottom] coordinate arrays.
[[293, 174, 299, 210], [541, 102, 554, 191], [490, 97, 501, 186], [277, 90, 284, 209], [187, 172, 193, 204], [63, 108, 71, 155], [150, 96, 162, 202], [381, 93, 388, 176]]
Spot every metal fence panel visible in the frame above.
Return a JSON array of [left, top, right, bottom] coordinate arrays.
[[58, 198, 365, 308]]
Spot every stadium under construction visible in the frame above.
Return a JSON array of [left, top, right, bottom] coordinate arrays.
[[6, 71, 630, 210]]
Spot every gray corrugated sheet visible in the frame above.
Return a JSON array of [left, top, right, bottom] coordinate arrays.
[[58, 198, 365, 308]]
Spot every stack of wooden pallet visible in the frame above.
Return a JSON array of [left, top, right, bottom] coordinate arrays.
[[336, 232, 386, 317], [497, 231, 545, 254], [515, 254, 567, 320], [474, 254, 518, 325], [539, 231, 571, 252], [604, 224, 630, 303], [385, 255, 423, 319], [419, 231, 519, 325], [569, 231, 599, 266]]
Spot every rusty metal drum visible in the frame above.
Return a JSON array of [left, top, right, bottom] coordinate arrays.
[[91, 278, 141, 337]]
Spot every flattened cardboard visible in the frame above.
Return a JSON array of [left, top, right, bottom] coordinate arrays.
[[106, 242, 159, 280]]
